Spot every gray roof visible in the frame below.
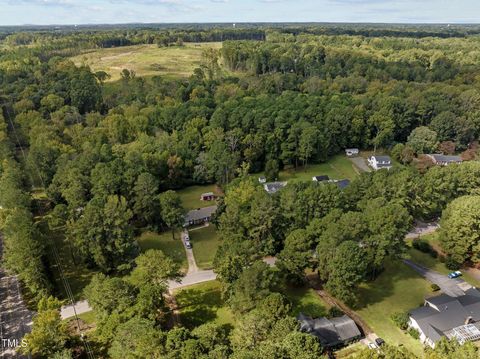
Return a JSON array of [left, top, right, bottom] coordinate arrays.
[[264, 181, 287, 194], [297, 313, 361, 347], [184, 205, 217, 224], [335, 179, 350, 190], [410, 289, 480, 343], [428, 154, 463, 164], [313, 175, 330, 181], [372, 155, 392, 164]]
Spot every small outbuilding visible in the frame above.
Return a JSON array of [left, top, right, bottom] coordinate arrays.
[[312, 175, 330, 182], [258, 176, 267, 184], [200, 192, 216, 201], [345, 148, 359, 157]]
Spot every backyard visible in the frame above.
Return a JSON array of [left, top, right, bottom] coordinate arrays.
[[285, 286, 331, 318], [189, 225, 221, 270], [355, 260, 431, 356], [177, 184, 223, 210], [255, 154, 359, 183], [70, 42, 223, 81]]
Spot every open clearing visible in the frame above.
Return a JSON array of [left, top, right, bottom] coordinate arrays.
[[137, 230, 187, 272], [177, 184, 223, 210], [285, 286, 331, 318], [255, 155, 359, 183], [70, 42, 223, 81], [355, 260, 430, 356], [190, 225, 221, 270], [174, 280, 235, 329]]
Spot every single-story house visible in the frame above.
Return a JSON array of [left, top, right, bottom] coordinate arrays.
[[264, 181, 287, 194], [184, 205, 217, 227], [200, 192, 216, 201], [345, 148, 359, 157], [409, 288, 480, 348], [426, 154, 463, 166], [312, 175, 330, 182], [258, 176, 267, 184], [368, 155, 392, 170], [297, 313, 361, 348]]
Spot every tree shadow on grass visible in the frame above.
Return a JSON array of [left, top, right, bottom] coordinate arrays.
[[354, 260, 427, 310], [176, 287, 224, 329]]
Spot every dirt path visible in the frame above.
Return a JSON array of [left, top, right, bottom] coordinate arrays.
[[307, 274, 373, 336]]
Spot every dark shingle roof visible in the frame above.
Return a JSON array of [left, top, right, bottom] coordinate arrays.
[[428, 154, 462, 163], [313, 175, 330, 181], [335, 179, 350, 190], [184, 206, 217, 224], [264, 181, 287, 194]]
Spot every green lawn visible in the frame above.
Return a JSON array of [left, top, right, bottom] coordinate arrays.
[[177, 184, 223, 210], [174, 280, 235, 329], [137, 230, 187, 272], [255, 155, 358, 183], [407, 233, 480, 288], [355, 260, 430, 357], [190, 225, 221, 270], [285, 286, 330, 318], [70, 42, 223, 81]]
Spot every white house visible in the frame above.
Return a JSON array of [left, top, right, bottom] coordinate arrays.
[[368, 155, 392, 170], [426, 154, 463, 166]]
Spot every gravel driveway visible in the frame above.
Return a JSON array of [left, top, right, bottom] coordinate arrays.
[[349, 157, 371, 173]]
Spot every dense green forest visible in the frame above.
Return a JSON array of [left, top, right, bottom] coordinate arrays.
[[2, 24, 480, 358]]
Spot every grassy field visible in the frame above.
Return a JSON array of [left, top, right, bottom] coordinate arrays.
[[255, 155, 359, 183], [355, 260, 430, 357], [71, 43, 222, 81], [174, 280, 235, 329], [190, 225, 221, 270], [407, 233, 480, 288], [285, 286, 331, 318], [136, 230, 187, 272], [177, 184, 223, 210]]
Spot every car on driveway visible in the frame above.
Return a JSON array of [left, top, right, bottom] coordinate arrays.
[[375, 338, 385, 347], [448, 271, 462, 279], [185, 240, 192, 249]]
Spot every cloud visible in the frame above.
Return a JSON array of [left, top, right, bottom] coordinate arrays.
[[0, 0, 76, 6]]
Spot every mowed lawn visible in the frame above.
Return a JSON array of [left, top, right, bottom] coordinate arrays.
[[355, 260, 431, 357], [70, 43, 222, 81], [189, 225, 221, 270], [177, 184, 223, 210], [174, 280, 235, 329], [136, 231, 187, 272], [285, 286, 330, 318], [255, 155, 358, 183]]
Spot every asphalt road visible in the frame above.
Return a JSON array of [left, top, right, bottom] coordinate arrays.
[[403, 259, 469, 297], [0, 240, 33, 358]]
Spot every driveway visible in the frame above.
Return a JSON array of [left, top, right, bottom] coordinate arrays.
[[182, 231, 198, 274], [349, 157, 371, 173], [60, 300, 91, 320], [403, 259, 469, 297]]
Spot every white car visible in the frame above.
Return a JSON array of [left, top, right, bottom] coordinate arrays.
[[368, 342, 378, 350]]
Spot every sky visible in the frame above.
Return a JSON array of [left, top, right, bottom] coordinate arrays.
[[0, 0, 480, 26]]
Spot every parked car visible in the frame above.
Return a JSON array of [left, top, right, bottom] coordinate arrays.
[[185, 240, 192, 249], [448, 271, 462, 279], [375, 338, 385, 347]]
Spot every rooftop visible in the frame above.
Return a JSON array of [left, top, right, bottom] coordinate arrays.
[[184, 205, 217, 224]]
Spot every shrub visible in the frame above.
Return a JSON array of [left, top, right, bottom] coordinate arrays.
[[445, 256, 461, 270], [390, 312, 409, 330], [412, 239, 432, 253], [408, 328, 420, 339], [327, 306, 344, 318], [431, 284, 440, 292]]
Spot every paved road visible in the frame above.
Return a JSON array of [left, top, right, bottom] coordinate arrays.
[[60, 300, 91, 320], [405, 220, 439, 239], [0, 240, 33, 358], [403, 259, 470, 297]]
